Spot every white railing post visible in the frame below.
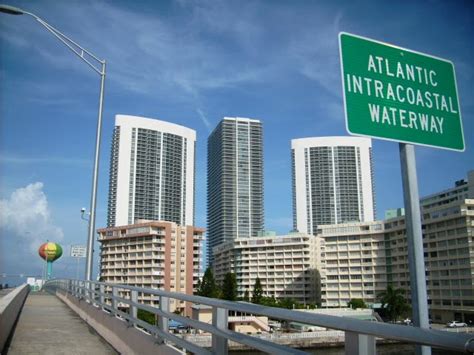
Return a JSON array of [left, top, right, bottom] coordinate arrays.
[[79, 280, 84, 300], [212, 306, 228, 354], [130, 290, 138, 327], [99, 284, 105, 309], [94, 283, 99, 306], [89, 281, 93, 303], [157, 296, 169, 344], [90, 282, 95, 305], [112, 287, 119, 316], [345, 332, 376, 355]]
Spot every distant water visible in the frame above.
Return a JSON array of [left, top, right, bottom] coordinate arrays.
[[230, 343, 464, 354]]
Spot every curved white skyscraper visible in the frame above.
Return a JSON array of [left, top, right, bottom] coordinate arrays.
[[291, 136, 375, 234], [107, 115, 196, 227]]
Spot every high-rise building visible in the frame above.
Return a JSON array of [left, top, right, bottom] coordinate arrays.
[[107, 115, 196, 227], [291, 136, 375, 234], [420, 170, 474, 209], [213, 232, 325, 305], [207, 117, 264, 264], [98, 220, 204, 316]]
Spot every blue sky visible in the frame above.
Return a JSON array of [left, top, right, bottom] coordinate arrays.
[[1, 0, 473, 282]]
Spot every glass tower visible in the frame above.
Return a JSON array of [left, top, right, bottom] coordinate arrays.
[[291, 136, 375, 235], [207, 117, 264, 264], [107, 115, 196, 227]]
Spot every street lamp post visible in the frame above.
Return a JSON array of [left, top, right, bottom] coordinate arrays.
[[0, 4, 105, 281]]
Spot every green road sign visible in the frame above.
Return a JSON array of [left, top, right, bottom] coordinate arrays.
[[339, 32, 464, 151]]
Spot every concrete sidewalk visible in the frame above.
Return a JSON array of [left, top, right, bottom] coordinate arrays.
[[6, 292, 117, 354]]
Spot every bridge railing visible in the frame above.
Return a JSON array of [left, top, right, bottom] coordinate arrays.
[[45, 279, 474, 355]]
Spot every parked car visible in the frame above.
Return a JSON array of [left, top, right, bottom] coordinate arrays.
[[447, 321, 467, 328]]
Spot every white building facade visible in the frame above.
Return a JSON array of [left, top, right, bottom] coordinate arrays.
[[291, 136, 375, 235], [384, 198, 474, 323], [213, 233, 325, 305], [316, 222, 387, 308], [316, 198, 474, 323], [107, 115, 196, 227], [420, 170, 474, 209]]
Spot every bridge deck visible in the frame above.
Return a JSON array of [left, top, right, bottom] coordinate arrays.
[[7, 292, 117, 354]]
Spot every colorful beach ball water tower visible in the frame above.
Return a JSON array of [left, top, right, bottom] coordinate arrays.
[[38, 242, 63, 280]]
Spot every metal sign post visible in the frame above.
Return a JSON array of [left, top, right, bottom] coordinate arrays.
[[75, 257, 80, 280], [399, 143, 430, 355]]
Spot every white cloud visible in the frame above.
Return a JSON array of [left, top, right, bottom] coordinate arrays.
[[60, 1, 268, 99], [289, 10, 345, 99], [1, 1, 349, 127], [1, 1, 272, 103], [0, 182, 64, 254], [0, 154, 90, 166], [196, 108, 212, 132]]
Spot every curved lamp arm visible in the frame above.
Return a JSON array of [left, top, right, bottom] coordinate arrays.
[[0, 4, 105, 75]]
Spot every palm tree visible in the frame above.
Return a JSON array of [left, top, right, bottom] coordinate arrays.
[[377, 284, 410, 322]]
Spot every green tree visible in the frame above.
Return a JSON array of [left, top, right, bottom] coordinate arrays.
[[260, 296, 278, 307], [347, 298, 367, 309], [222, 272, 238, 301], [242, 290, 250, 302], [377, 284, 410, 321], [196, 267, 219, 298], [278, 298, 297, 309], [137, 309, 156, 325], [251, 277, 263, 304]]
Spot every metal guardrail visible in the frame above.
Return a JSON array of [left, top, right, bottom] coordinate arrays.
[[45, 279, 474, 354]]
